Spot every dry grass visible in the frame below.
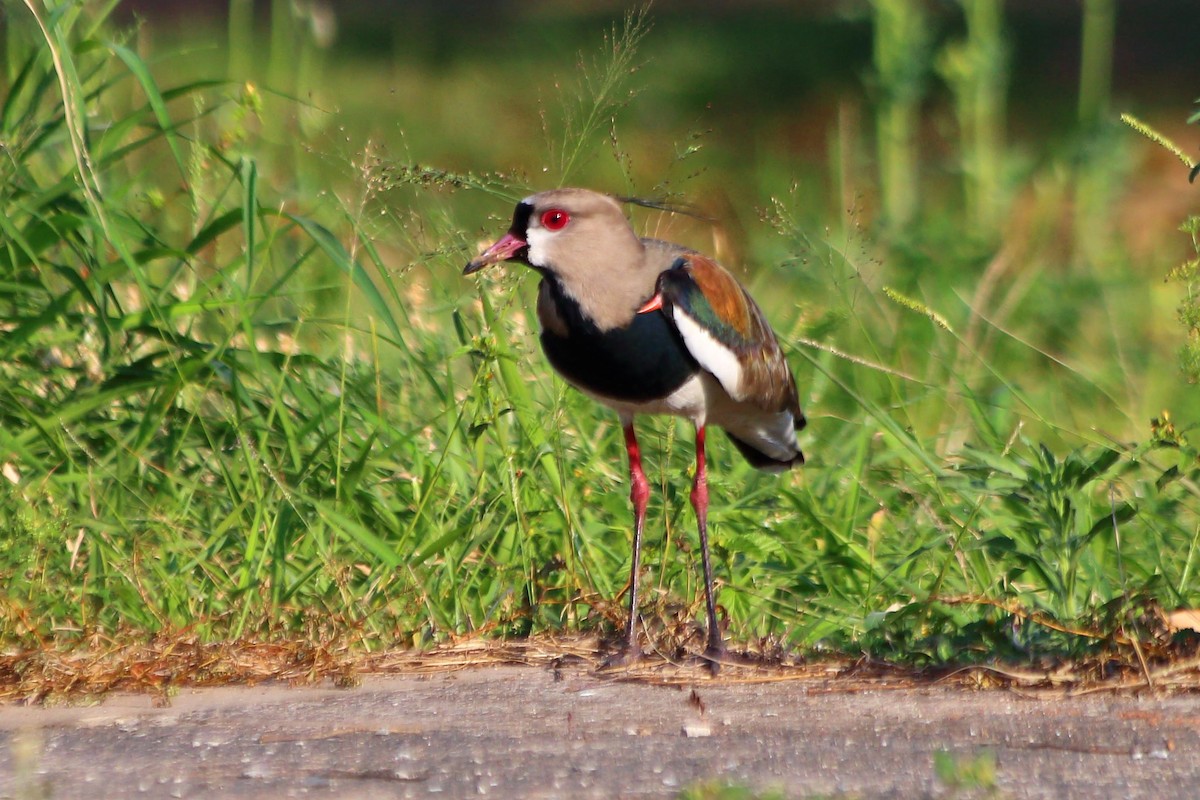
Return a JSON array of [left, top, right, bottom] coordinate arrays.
[[4, 617, 1200, 705]]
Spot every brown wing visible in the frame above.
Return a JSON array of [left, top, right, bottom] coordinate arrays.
[[660, 255, 804, 423]]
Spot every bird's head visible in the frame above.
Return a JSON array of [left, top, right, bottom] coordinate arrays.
[[464, 189, 643, 283]]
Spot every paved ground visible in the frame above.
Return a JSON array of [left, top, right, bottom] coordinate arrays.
[[0, 664, 1197, 799]]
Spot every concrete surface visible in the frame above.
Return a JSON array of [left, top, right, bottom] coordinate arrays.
[[0, 664, 1196, 799]]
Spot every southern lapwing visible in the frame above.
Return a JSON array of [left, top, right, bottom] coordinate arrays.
[[465, 188, 805, 671]]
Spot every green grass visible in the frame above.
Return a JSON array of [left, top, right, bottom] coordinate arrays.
[[0, 1, 1198, 683]]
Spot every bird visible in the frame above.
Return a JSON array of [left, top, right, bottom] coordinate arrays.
[[464, 188, 805, 671]]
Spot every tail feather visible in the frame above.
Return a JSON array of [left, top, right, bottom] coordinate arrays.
[[727, 433, 804, 471], [724, 406, 805, 471], [713, 385, 806, 472]]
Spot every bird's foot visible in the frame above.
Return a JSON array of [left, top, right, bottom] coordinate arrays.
[[601, 641, 645, 669], [700, 641, 761, 676], [702, 642, 726, 677]]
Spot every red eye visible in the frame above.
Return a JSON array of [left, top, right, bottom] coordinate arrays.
[[540, 209, 570, 231]]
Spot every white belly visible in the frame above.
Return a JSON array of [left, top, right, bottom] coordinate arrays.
[[577, 373, 712, 425], [577, 371, 800, 464]]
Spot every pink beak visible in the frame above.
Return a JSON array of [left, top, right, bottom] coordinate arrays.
[[464, 232, 528, 275], [636, 292, 664, 314]]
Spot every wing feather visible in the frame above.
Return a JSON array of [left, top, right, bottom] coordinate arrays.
[[660, 255, 804, 423]]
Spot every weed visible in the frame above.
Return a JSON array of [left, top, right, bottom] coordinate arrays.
[[1121, 111, 1200, 383], [678, 782, 790, 800], [1172, 217, 1200, 382], [934, 749, 1001, 798]]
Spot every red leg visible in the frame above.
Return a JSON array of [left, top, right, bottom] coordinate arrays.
[[611, 422, 649, 663], [692, 425, 725, 672]]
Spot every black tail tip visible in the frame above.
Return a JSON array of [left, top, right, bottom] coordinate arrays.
[[727, 434, 804, 472]]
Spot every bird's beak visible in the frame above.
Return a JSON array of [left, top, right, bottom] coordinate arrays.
[[636, 292, 664, 314], [464, 232, 528, 275]]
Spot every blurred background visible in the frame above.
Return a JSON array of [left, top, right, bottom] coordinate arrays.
[[107, 2, 1197, 216], [94, 0, 1199, 434]]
